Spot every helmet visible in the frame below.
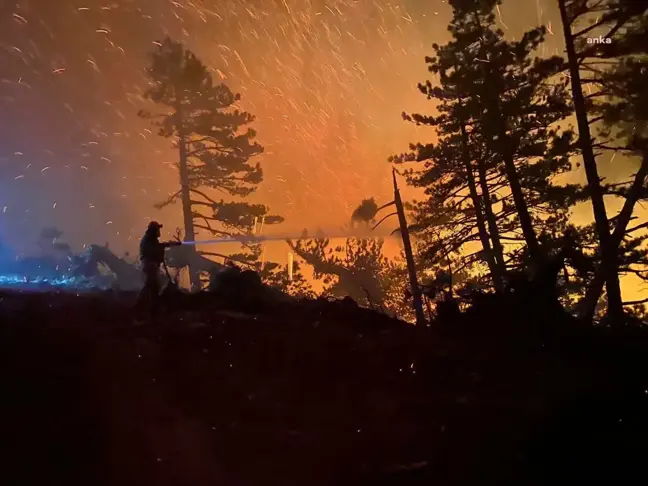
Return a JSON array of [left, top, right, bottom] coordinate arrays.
[[147, 221, 163, 231]]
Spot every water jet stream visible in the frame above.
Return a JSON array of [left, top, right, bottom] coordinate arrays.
[[181, 233, 392, 246]]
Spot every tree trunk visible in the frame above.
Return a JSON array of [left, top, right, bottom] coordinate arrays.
[[176, 104, 200, 290], [578, 153, 648, 321], [490, 99, 541, 262], [474, 20, 540, 263], [477, 157, 507, 278], [393, 169, 426, 326], [558, 0, 624, 322], [457, 109, 504, 292]]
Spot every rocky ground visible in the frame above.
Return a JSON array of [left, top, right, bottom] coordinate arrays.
[[0, 289, 647, 486]]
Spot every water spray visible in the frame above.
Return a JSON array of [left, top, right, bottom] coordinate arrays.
[[179, 231, 396, 282], [180, 232, 393, 246]]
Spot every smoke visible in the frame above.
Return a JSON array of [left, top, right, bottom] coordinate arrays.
[[0, 0, 569, 259], [0, 234, 13, 266]]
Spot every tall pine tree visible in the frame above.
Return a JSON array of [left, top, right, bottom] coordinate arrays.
[[139, 37, 281, 288], [557, 0, 648, 321], [393, 0, 579, 292]]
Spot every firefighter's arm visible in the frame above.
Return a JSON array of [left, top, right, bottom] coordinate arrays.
[[161, 241, 183, 248]]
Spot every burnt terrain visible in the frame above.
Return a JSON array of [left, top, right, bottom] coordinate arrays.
[[0, 289, 647, 486]]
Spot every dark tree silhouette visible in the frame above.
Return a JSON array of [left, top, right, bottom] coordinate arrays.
[[288, 237, 411, 317], [557, 0, 648, 321], [393, 0, 579, 294], [351, 198, 379, 227], [347, 176, 426, 325], [139, 37, 282, 288]]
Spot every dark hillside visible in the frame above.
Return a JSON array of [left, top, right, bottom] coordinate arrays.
[[0, 290, 647, 486]]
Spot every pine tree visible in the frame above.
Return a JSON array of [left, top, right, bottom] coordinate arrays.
[[454, 0, 577, 264], [392, 131, 507, 291], [557, 0, 648, 321], [139, 37, 281, 288], [393, 0, 580, 293], [288, 237, 409, 315]]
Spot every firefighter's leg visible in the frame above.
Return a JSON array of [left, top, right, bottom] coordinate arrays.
[[134, 271, 150, 316], [149, 271, 161, 317], [135, 266, 158, 318]]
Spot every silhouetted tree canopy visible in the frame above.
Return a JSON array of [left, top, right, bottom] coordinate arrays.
[[392, 0, 583, 299], [558, 0, 648, 320], [139, 37, 283, 285], [351, 198, 379, 225], [288, 237, 413, 317]]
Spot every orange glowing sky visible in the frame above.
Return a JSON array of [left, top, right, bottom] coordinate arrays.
[[0, 0, 567, 248], [0, 0, 644, 299], [141, 0, 588, 235]]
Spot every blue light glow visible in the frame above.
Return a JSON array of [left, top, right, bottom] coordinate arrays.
[[0, 273, 103, 290]]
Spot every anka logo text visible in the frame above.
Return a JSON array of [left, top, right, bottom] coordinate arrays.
[[587, 35, 612, 44]]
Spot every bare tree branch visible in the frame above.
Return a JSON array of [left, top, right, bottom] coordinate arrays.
[[626, 222, 648, 234], [573, 15, 613, 39], [154, 190, 181, 210], [372, 212, 398, 230], [189, 188, 219, 205]]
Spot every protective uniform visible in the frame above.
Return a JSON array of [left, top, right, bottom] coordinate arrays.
[[134, 221, 181, 318]]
